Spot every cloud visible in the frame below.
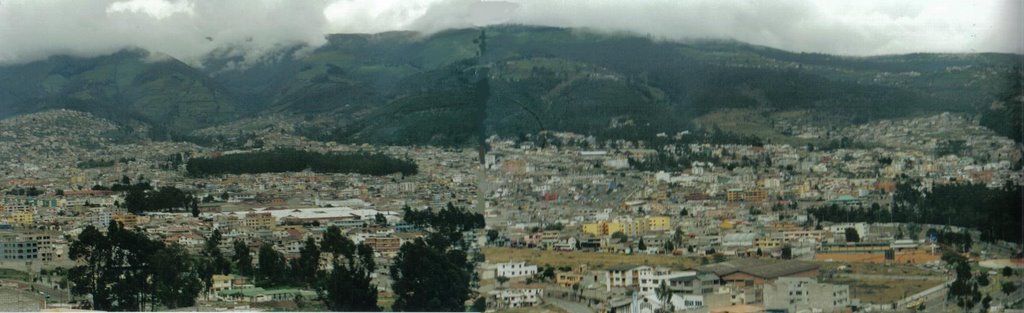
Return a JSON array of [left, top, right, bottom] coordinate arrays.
[[0, 0, 1019, 66]]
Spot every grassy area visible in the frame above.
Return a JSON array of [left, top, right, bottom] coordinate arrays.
[[483, 247, 702, 270], [824, 277, 945, 304], [0, 268, 29, 281], [697, 109, 821, 146]]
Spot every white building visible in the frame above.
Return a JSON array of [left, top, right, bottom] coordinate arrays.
[[495, 261, 538, 278]]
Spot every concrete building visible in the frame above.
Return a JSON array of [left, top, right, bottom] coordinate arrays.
[[763, 277, 850, 313], [495, 261, 538, 278]]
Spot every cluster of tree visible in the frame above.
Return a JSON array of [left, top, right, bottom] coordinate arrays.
[[185, 149, 417, 177], [926, 228, 974, 252], [391, 202, 486, 311], [68, 223, 204, 311], [123, 185, 197, 215], [76, 159, 115, 169], [401, 203, 486, 245], [4, 186, 44, 196], [807, 203, 892, 225], [810, 179, 1022, 243], [943, 252, 993, 310]]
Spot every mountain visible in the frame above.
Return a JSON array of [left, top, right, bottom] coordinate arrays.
[[1, 25, 1020, 146]]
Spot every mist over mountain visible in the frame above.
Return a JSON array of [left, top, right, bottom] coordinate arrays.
[[0, 26, 1020, 146]]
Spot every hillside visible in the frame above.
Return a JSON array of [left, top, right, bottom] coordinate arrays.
[[1, 26, 1020, 147]]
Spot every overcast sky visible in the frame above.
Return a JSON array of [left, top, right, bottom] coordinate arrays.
[[0, 0, 1020, 66]]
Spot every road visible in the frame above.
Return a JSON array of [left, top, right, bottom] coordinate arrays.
[[547, 297, 595, 313]]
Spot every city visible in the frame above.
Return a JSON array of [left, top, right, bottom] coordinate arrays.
[[0, 1, 1022, 313]]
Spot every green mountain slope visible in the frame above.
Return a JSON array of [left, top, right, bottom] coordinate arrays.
[[1, 26, 1019, 146]]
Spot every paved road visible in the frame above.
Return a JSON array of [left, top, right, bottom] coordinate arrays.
[[547, 297, 595, 313]]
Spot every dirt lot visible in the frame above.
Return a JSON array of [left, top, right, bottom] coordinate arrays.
[[815, 250, 940, 265], [823, 276, 945, 304], [483, 247, 702, 270]]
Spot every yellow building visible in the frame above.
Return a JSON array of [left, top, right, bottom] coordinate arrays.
[[622, 219, 648, 237], [745, 189, 768, 202], [244, 212, 275, 230], [112, 213, 139, 229], [582, 223, 602, 236], [605, 221, 624, 236], [646, 216, 672, 232], [10, 210, 34, 227]]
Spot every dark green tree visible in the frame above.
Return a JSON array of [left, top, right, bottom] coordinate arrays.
[[232, 240, 254, 277], [256, 243, 289, 287], [391, 238, 471, 311], [318, 242, 378, 311]]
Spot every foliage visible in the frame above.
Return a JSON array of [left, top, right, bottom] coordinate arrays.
[[232, 240, 253, 277], [68, 223, 203, 311], [810, 180, 1022, 243], [402, 203, 485, 245], [317, 233, 379, 312], [186, 149, 417, 177], [391, 238, 472, 312], [256, 243, 290, 287]]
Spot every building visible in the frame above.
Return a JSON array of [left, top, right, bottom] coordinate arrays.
[[496, 261, 538, 278], [488, 285, 544, 309], [363, 236, 402, 257], [0, 234, 38, 261], [646, 216, 672, 232], [763, 277, 850, 313], [244, 212, 275, 230], [218, 288, 316, 303], [697, 259, 820, 287]]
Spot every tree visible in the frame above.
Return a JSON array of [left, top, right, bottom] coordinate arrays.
[[68, 223, 203, 311], [149, 245, 204, 309], [663, 241, 675, 253], [656, 281, 674, 313], [496, 276, 510, 288], [486, 230, 499, 243], [756, 248, 763, 257], [322, 225, 356, 259], [611, 231, 628, 243], [781, 246, 793, 259], [1002, 281, 1018, 295], [392, 238, 471, 312], [256, 244, 288, 287], [232, 240, 253, 277], [1003, 266, 1015, 276], [375, 213, 387, 226], [470, 297, 486, 312], [978, 272, 990, 286], [203, 229, 231, 275], [713, 254, 727, 263], [637, 239, 647, 252], [319, 241, 378, 311], [844, 228, 860, 242], [294, 237, 321, 287], [541, 267, 556, 281]]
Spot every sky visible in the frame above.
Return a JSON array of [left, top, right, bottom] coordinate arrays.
[[0, 0, 1020, 66]]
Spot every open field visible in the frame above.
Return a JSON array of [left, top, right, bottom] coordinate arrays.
[[483, 247, 702, 270], [824, 276, 946, 304], [815, 260, 939, 277], [696, 109, 820, 146], [815, 251, 941, 265]]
